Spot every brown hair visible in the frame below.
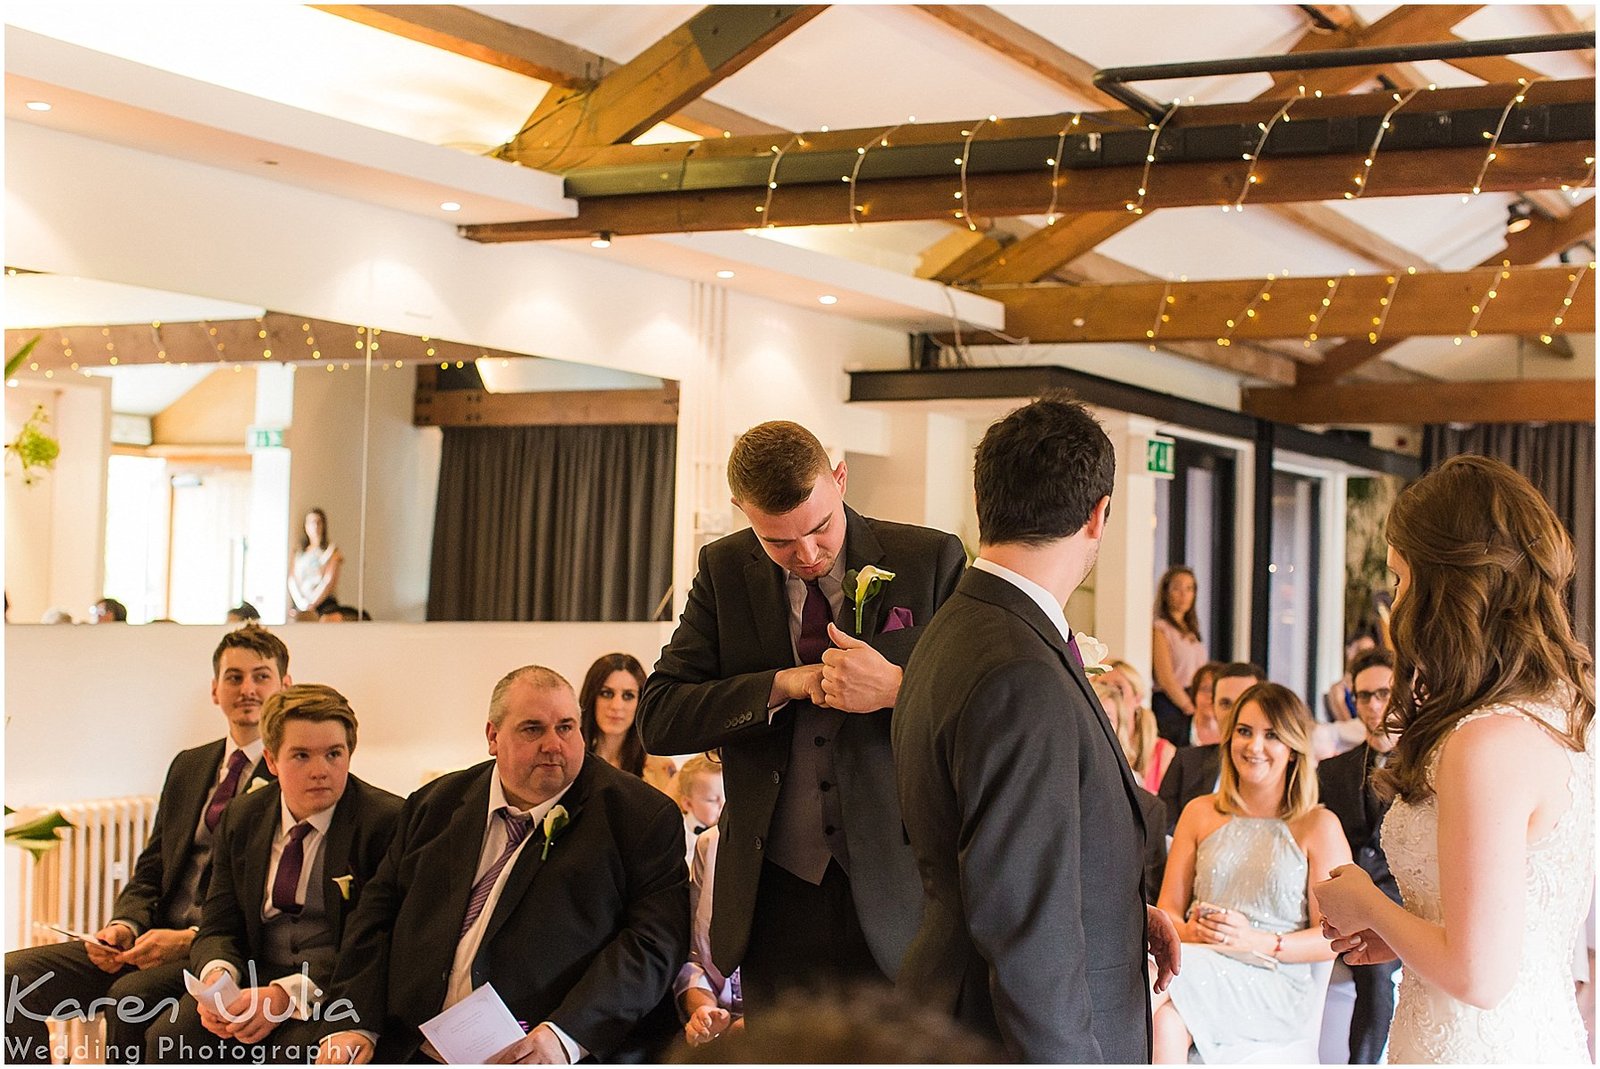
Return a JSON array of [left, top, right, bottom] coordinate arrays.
[[261, 683, 357, 753], [1188, 661, 1223, 705], [1380, 454, 1594, 803], [1215, 682, 1319, 821], [1154, 565, 1202, 641], [212, 623, 290, 679], [578, 653, 648, 777], [300, 507, 330, 552], [488, 665, 575, 728], [727, 421, 833, 514]]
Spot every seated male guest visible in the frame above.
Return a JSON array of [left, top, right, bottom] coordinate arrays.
[[1157, 662, 1264, 836], [4, 625, 288, 1064], [1317, 648, 1403, 1064], [316, 666, 688, 1064], [145, 685, 401, 1064]]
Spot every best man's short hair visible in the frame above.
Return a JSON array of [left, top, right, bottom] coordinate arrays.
[[212, 623, 290, 678], [974, 391, 1115, 546], [726, 421, 832, 515]]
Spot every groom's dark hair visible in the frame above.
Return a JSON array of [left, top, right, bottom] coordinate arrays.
[[975, 391, 1114, 546]]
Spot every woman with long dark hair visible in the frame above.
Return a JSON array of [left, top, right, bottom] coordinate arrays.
[[1315, 455, 1594, 1063], [579, 653, 676, 794], [288, 507, 342, 620], [1152, 566, 1207, 746]]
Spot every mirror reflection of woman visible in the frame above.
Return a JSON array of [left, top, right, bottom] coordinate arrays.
[[288, 508, 342, 621], [1152, 566, 1207, 747], [579, 653, 676, 795]]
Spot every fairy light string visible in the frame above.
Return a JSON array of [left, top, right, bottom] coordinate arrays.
[[1467, 78, 1544, 201], [1540, 262, 1590, 344], [1230, 87, 1304, 212], [954, 116, 996, 229], [1219, 274, 1277, 347], [1348, 87, 1422, 200], [1127, 104, 1180, 215], [1043, 113, 1082, 226], [848, 123, 904, 228]]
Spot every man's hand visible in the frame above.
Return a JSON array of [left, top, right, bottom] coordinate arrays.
[[684, 1005, 734, 1047], [820, 625, 902, 713], [316, 1032, 375, 1065], [85, 922, 134, 972], [1324, 924, 1399, 966], [216, 984, 292, 1044], [770, 665, 828, 708], [1147, 905, 1181, 994], [487, 1023, 568, 1064], [116, 927, 194, 970]]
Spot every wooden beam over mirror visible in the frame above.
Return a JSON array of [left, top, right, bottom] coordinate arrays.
[[1242, 377, 1594, 424], [414, 366, 679, 427]]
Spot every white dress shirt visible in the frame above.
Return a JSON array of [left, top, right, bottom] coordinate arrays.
[[971, 556, 1076, 647]]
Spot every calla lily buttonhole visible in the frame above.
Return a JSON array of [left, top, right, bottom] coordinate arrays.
[[1076, 634, 1111, 675], [541, 805, 570, 861], [247, 777, 270, 794], [332, 874, 355, 900], [843, 565, 897, 635]]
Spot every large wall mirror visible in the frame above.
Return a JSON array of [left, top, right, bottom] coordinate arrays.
[[5, 270, 679, 626]]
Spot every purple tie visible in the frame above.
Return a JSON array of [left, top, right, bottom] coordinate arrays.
[[460, 809, 536, 937], [796, 580, 833, 665], [204, 750, 250, 832], [1066, 634, 1084, 669], [271, 822, 313, 915]]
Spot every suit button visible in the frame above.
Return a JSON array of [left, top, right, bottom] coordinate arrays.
[[814, 736, 827, 747], [820, 780, 832, 792], [771, 771, 781, 785], [825, 825, 837, 836], [753, 836, 763, 851]]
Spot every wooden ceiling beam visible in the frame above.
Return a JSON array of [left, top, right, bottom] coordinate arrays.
[[463, 139, 1594, 241], [913, 5, 1123, 108], [1269, 5, 1485, 96], [981, 264, 1592, 345], [501, 5, 824, 170], [1268, 202, 1440, 273], [1242, 377, 1594, 424]]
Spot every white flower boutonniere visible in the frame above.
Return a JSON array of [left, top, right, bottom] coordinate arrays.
[[541, 805, 570, 861], [843, 565, 897, 635], [246, 777, 270, 794], [1076, 633, 1111, 676], [331, 874, 354, 900]]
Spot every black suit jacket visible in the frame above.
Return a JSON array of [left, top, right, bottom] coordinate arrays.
[[191, 775, 402, 988], [114, 740, 275, 933], [326, 756, 687, 1062], [1317, 743, 1401, 904], [638, 505, 965, 976], [1156, 744, 1220, 837], [891, 568, 1151, 1063]]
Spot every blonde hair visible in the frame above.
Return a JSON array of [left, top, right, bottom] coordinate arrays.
[[1215, 682, 1319, 821], [675, 754, 722, 802], [1093, 677, 1163, 778], [261, 683, 357, 754]]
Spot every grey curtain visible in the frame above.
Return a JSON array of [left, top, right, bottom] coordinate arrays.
[[428, 424, 676, 621], [1421, 422, 1595, 648]]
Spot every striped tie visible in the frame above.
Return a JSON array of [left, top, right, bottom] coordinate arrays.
[[459, 808, 536, 937]]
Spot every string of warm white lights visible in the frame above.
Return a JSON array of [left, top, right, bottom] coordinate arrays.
[[1127, 105, 1179, 215], [848, 124, 904, 228], [1043, 114, 1082, 226], [1304, 272, 1349, 347], [1562, 156, 1597, 200], [1146, 278, 1176, 350], [1368, 273, 1403, 344], [1348, 88, 1422, 201], [1467, 78, 1544, 201], [1458, 266, 1509, 343], [757, 135, 802, 225], [955, 116, 997, 229], [1539, 262, 1591, 344], [1230, 88, 1303, 212], [1218, 275, 1277, 347]]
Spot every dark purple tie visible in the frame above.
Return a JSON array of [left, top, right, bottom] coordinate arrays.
[[204, 750, 250, 832], [271, 822, 313, 915], [460, 809, 536, 937], [796, 580, 833, 665], [1066, 633, 1084, 669]]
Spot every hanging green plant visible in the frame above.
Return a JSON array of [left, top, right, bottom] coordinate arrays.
[[5, 336, 59, 486], [4, 806, 73, 860]]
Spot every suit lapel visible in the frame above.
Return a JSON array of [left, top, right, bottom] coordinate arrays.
[[479, 762, 592, 949], [320, 779, 361, 941], [170, 741, 226, 878], [744, 552, 797, 667], [433, 767, 495, 942], [842, 506, 890, 637], [241, 785, 282, 955]]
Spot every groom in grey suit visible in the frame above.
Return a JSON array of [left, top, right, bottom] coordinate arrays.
[[893, 393, 1180, 1062]]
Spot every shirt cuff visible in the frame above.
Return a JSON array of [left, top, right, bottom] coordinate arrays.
[[543, 1021, 587, 1064], [107, 919, 141, 940], [269, 972, 323, 1020], [198, 959, 240, 986], [674, 962, 718, 999]]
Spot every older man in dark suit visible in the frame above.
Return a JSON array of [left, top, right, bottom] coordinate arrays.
[[144, 685, 401, 1063], [1157, 662, 1266, 836], [893, 394, 1180, 1062], [638, 421, 965, 1008], [1318, 648, 1403, 1063], [4, 626, 288, 1064], [317, 666, 686, 1064]]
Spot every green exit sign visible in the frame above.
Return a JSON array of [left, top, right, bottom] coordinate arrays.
[[1145, 436, 1175, 478], [248, 427, 283, 450]]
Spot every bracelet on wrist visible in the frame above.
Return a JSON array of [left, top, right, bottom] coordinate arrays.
[[1272, 932, 1284, 958]]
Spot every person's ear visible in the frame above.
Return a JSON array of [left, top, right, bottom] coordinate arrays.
[[833, 460, 848, 498], [1085, 495, 1113, 538], [485, 719, 499, 757], [263, 748, 281, 777]]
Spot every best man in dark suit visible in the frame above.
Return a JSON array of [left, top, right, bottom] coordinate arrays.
[[317, 666, 687, 1064], [892, 394, 1179, 1062], [1156, 663, 1265, 836], [5, 626, 289, 1064], [637, 420, 966, 1007], [1317, 648, 1403, 1064], [145, 685, 401, 1064]]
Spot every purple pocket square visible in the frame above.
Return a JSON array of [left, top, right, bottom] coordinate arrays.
[[882, 607, 914, 633]]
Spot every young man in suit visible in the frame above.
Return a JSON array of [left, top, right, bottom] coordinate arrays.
[[5, 626, 289, 1064], [316, 666, 687, 1064], [1317, 648, 1402, 1063], [1157, 662, 1266, 835], [892, 393, 1180, 1062], [637, 421, 966, 1007], [144, 684, 401, 1063]]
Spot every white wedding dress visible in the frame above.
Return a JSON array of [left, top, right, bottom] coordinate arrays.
[[1382, 699, 1594, 1063]]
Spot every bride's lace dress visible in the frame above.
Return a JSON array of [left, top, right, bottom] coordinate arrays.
[[1382, 699, 1594, 1063]]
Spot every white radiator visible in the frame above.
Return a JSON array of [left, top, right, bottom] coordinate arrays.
[[15, 796, 159, 949]]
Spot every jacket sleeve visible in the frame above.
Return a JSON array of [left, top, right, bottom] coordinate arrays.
[[547, 797, 690, 1056], [189, 803, 250, 976], [638, 543, 782, 755], [111, 750, 190, 933]]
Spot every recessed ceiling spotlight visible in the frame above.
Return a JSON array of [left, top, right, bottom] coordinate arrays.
[[591, 231, 613, 249], [25, 101, 51, 112], [716, 270, 735, 279], [440, 201, 462, 212], [818, 295, 838, 305]]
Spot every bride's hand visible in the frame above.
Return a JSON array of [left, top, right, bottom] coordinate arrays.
[[1312, 863, 1378, 934]]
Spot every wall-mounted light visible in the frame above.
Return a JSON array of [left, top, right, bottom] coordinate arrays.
[[591, 231, 613, 249], [1506, 200, 1535, 235]]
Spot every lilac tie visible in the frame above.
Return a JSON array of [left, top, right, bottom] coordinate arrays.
[[271, 822, 313, 915], [204, 750, 250, 832], [459, 809, 535, 937], [796, 580, 833, 665]]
